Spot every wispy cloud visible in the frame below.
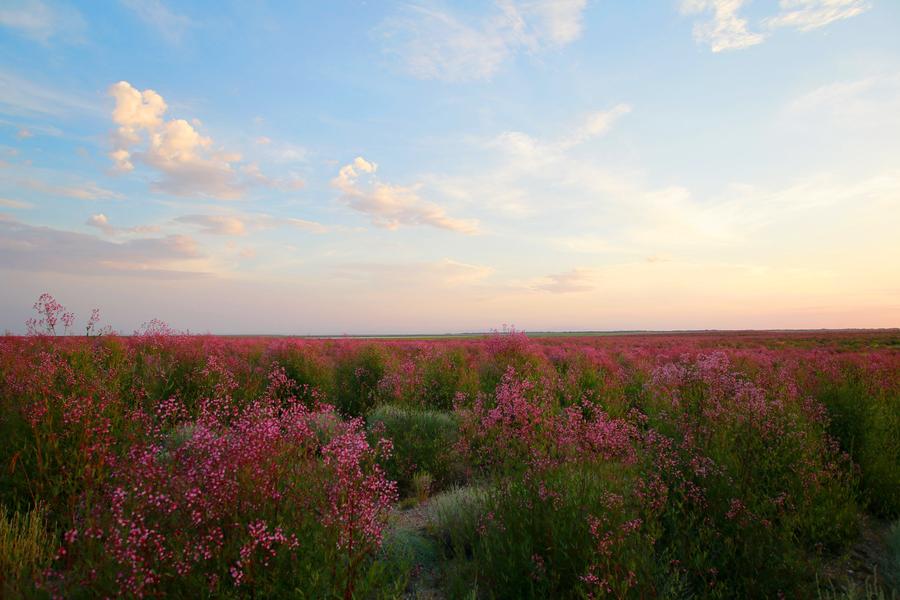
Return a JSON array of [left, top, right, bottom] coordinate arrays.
[[175, 214, 247, 235], [763, 0, 870, 31], [489, 103, 631, 165], [332, 157, 478, 233], [0, 198, 34, 209], [119, 0, 191, 43], [534, 268, 596, 293], [0, 0, 85, 44], [86, 213, 161, 236], [379, 0, 587, 82], [681, 0, 870, 52], [173, 211, 329, 236], [680, 0, 765, 52], [333, 259, 493, 288], [0, 216, 207, 278], [425, 104, 632, 217], [14, 176, 123, 201], [787, 73, 900, 117], [0, 69, 99, 117], [780, 73, 900, 141]]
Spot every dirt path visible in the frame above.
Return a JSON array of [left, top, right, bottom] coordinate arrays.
[[821, 515, 899, 595], [388, 501, 446, 599]]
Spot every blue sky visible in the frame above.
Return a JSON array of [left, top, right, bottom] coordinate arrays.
[[1, 0, 898, 334]]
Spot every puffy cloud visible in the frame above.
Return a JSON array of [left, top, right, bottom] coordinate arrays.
[[380, 0, 588, 82], [332, 157, 478, 233], [86, 213, 113, 234], [109, 148, 133, 172], [109, 81, 167, 148], [0, 216, 206, 278], [680, 0, 765, 52], [108, 81, 255, 199]]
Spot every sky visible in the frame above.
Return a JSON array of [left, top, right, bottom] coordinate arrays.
[[1, 0, 899, 334]]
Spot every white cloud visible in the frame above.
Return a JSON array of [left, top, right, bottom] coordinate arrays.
[[108, 81, 256, 199], [172, 211, 329, 236], [490, 103, 631, 164], [425, 104, 631, 218], [781, 73, 900, 142], [119, 0, 191, 43], [86, 213, 113, 234], [175, 214, 247, 236], [680, 0, 765, 52], [534, 268, 596, 293], [0, 198, 33, 209], [380, 0, 587, 82], [285, 217, 328, 234], [333, 259, 493, 287], [561, 104, 633, 148], [332, 157, 478, 233], [681, 0, 870, 52], [0, 0, 85, 43], [0, 69, 98, 117], [0, 216, 207, 278], [787, 74, 899, 117], [86, 212, 161, 236], [17, 177, 123, 200], [764, 0, 870, 31]]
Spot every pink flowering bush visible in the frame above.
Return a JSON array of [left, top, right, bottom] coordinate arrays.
[[45, 390, 397, 597], [456, 366, 638, 474], [1, 295, 897, 598]]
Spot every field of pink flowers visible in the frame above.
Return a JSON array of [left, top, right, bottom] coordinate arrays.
[[1, 296, 899, 598]]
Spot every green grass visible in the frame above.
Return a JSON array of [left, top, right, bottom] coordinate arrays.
[[1, 503, 54, 598]]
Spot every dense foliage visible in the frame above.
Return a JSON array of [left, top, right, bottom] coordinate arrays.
[[1, 297, 898, 598]]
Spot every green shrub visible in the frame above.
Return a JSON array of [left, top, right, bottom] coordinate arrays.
[[417, 348, 478, 410], [818, 376, 900, 517], [269, 344, 333, 398], [428, 485, 487, 551], [442, 463, 652, 599], [334, 345, 387, 417], [367, 405, 461, 495]]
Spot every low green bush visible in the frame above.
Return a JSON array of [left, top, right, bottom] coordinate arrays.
[[367, 405, 461, 495], [440, 463, 651, 599], [818, 375, 900, 517], [334, 344, 388, 417]]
